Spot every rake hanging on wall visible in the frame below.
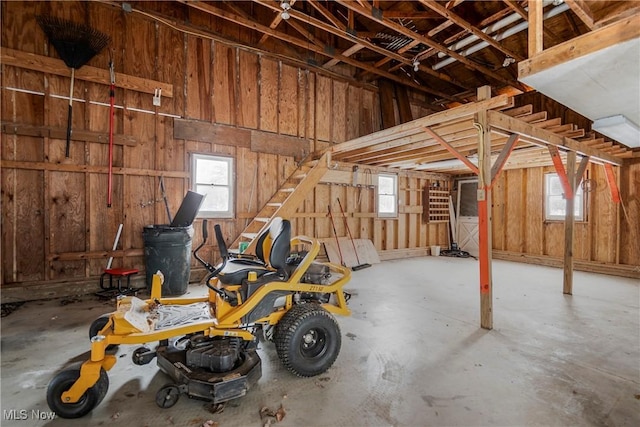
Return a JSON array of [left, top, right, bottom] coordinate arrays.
[[36, 15, 110, 157]]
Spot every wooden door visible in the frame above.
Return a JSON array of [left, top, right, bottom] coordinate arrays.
[[456, 179, 479, 257]]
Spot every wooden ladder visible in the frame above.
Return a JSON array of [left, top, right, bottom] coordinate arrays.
[[231, 152, 329, 253]]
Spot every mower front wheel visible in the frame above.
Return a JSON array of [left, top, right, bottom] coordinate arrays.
[[89, 315, 118, 351], [275, 303, 341, 377], [46, 365, 109, 419]]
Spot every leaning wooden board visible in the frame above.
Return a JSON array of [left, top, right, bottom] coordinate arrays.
[[321, 238, 380, 268]]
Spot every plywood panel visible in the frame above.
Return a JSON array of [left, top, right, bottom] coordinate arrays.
[[590, 165, 616, 263], [1, 1, 48, 54], [279, 63, 298, 136], [315, 75, 331, 142], [50, 171, 85, 253], [525, 168, 544, 254], [213, 42, 236, 126], [346, 85, 361, 141], [505, 169, 524, 252], [238, 50, 259, 129], [124, 111, 155, 170], [185, 36, 212, 121], [332, 80, 347, 143], [257, 153, 278, 209], [306, 72, 316, 146], [492, 174, 506, 250], [297, 69, 308, 139], [619, 162, 640, 265], [259, 58, 278, 132], [157, 20, 185, 117]]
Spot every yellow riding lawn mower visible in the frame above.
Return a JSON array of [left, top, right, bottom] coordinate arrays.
[[46, 217, 351, 418]]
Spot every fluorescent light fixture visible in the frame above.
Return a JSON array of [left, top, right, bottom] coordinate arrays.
[[592, 115, 640, 148]]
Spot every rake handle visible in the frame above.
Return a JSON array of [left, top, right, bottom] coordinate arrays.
[[65, 68, 75, 158]]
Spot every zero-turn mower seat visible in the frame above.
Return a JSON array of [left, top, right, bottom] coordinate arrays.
[[240, 219, 292, 301], [217, 218, 291, 285]]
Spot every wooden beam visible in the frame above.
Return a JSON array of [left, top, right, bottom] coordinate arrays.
[[1, 160, 189, 178], [564, 0, 595, 30], [487, 110, 623, 165], [250, 131, 310, 160], [422, 126, 479, 174], [528, 0, 544, 57], [335, 0, 528, 91], [323, 44, 364, 68], [519, 14, 640, 78], [563, 150, 577, 295], [476, 86, 493, 330], [1, 48, 173, 97], [419, 0, 523, 61], [174, 118, 251, 147], [2, 122, 137, 146], [490, 133, 519, 185]]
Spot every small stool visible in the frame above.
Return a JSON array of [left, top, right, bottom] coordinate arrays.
[[97, 268, 139, 298]]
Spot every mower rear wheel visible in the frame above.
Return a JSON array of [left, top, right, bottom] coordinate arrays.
[[275, 303, 341, 377], [46, 365, 109, 419], [89, 315, 118, 351]]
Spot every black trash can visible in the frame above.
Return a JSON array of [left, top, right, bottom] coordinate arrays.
[[143, 224, 194, 296]]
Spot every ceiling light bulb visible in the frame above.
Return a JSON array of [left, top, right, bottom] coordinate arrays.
[[280, 0, 291, 19], [552, 0, 564, 6], [413, 60, 420, 72]]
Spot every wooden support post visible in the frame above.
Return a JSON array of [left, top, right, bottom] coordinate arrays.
[[528, 0, 544, 57], [476, 86, 493, 330], [564, 150, 576, 295]]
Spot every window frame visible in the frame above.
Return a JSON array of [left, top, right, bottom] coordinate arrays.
[[377, 173, 398, 218], [544, 172, 585, 222], [191, 153, 234, 219]]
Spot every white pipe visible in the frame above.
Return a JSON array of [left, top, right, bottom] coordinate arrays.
[[436, 0, 555, 59], [106, 223, 123, 270], [433, 3, 570, 71]]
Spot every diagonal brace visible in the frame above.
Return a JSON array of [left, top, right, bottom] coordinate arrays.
[[547, 145, 573, 199], [490, 133, 519, 186], [422, 126, 479, 175], [604, 164, 621, 203]]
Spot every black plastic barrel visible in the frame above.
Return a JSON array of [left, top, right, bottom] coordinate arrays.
[[142, 225, 194, 296]]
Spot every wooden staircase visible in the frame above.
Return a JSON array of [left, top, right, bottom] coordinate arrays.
[[231, 153, 329, 253]]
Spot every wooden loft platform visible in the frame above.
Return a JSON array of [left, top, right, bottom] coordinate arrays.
[[329, 94, 630, 175]]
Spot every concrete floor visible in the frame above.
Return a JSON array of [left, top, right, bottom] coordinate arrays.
[[1, 257, 639, 427]]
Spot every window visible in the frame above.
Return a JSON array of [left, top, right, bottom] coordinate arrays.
[[544, 173, 584, 221], [192, 154, 234, 218], [377, 173, 398, 218]]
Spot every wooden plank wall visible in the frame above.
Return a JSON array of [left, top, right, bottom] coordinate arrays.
[[1, 1, 449, 296], [491, 159, 640, 268]]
